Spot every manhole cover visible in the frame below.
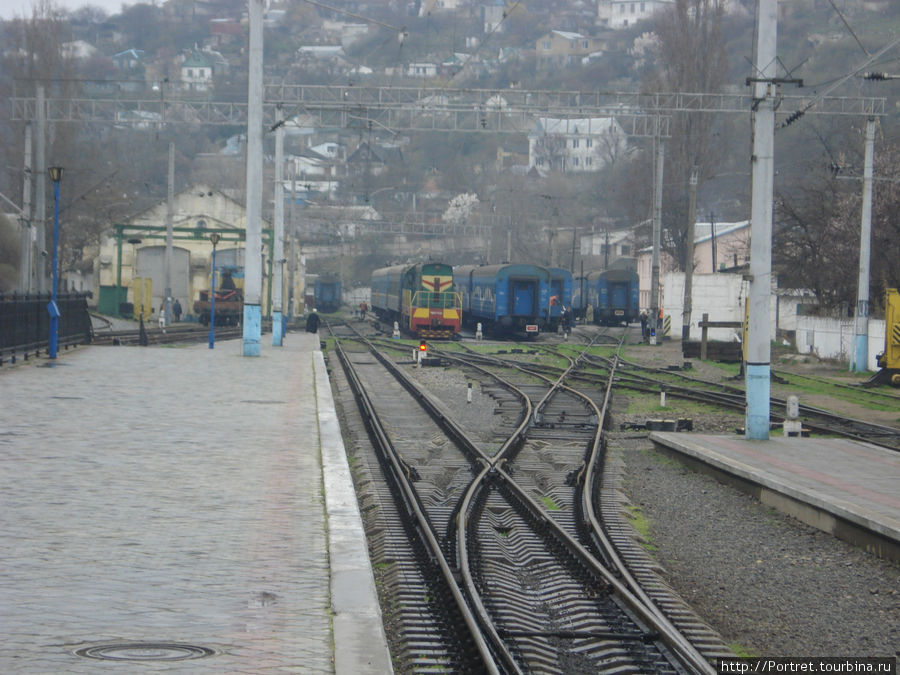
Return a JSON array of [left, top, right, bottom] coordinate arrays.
[[75, 642, 216, 661]]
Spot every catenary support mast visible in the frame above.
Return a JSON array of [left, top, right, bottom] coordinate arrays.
[[272, 104, 285, 346], [852, 117, 876, 372], [242, 0, 265, 357], [745, 0, 778, 440]]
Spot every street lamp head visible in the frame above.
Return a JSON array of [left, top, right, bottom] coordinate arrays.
[[209, 232, 221, 247], [127, 237, 142, 245], [48, 166, 64, 182]]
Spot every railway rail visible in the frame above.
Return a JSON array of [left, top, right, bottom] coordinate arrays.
[[325, 319, 720, 673], [430, 329, 900, 452], [91, 324, 247, 346]]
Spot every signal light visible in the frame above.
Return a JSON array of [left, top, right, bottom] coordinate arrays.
[[419, 340, 428, 352]]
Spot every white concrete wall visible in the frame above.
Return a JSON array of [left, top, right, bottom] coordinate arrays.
[[662, 272, 752, 341], [662, 270, 887, 369], [796, 316, 886, 371]]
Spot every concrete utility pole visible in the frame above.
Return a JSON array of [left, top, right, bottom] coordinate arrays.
[[745, 0, 778, 440], [682, 166, 699, 343], [35, 85, 46, 293], [20, 123, 33, 292], [852, 117, 876, 372], [650, 132, 664, 342], [272, 104, 285, 346], [289, 178, 296, 319], [242, 0, 265, 357], [165, 141, 174, 325]]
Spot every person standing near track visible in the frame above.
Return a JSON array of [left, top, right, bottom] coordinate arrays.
[[305, 308, 320, 333]]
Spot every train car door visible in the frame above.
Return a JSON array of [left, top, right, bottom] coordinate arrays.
[[510, 278, 536, 316], [610, 282, 628, 320]]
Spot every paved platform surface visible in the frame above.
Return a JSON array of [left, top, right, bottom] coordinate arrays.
[[650, 432, 900, 557], [0, 332, 392, 673]]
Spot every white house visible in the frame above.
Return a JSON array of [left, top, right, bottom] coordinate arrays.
[[528, 117, 628, 173], [180, 49, 213, 91], [407, 62, 439, 78], [599, 0, 675, 29]]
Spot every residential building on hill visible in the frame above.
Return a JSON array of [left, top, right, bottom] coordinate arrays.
[[536, 30, 606, 67], [528, 117, 628, 173], [598, 0, 675, 29], [180, 49, 213, 91]]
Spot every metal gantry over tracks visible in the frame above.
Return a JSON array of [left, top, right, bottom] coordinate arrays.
[[10, 85, 885, 133]]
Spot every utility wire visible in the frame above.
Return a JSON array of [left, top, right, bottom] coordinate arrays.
[[780, 37, 900, 128], [300, 0, 405, 32], [827, 0, 869, 56]]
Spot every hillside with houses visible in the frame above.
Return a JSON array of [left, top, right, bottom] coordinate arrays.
[[0, 0, 898, 319]]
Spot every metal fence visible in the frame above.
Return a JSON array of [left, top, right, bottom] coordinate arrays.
[[0, 292, 93, 358]]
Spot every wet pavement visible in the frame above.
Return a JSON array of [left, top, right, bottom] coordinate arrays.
[[0, 332, 388, 673]]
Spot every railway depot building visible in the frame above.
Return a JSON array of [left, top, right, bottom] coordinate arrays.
[[92, 184, 304, 321]]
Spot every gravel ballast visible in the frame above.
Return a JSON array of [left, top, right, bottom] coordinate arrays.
[[618, 438, 898, 658]]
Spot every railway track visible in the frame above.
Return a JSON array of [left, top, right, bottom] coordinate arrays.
[[325, 320, 720, 673], [434, 332, 900, 452], [91, 324, 245, 346]]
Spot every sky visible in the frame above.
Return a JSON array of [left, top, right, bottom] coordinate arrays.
[[0, 0, 129, 20]]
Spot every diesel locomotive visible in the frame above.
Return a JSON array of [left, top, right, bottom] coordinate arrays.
[[370, 262, 462, 338]]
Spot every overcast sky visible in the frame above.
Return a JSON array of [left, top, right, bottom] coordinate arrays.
[[0, 0, 130, 20]]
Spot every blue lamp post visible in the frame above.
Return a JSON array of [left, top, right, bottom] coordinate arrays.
[[47, 166, 63, 359], [208, 232, 221, 349]]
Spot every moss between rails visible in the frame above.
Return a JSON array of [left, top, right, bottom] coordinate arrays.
[[624, 504, 658, 551], [729, 643, 757, 658], [540, 495, 560, 511], [642, 446, 683, 469], [775, 373, 899, 413], [625, 393, 724, 417]]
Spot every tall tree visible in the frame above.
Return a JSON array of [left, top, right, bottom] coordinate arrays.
[[642, 0, 731, 271], [775, 139, 900, 314]]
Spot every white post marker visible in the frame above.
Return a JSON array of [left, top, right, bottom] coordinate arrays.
[[467, 382, 472, 404], [475, 322, 483, 341], [783, 395, 802, 438], [393, 321, 400, 338], [660, 387, 666, 408]]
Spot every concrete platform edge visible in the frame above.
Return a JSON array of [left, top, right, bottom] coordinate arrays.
[[314, 350, 394, 674], [648, 432, 900, 561]]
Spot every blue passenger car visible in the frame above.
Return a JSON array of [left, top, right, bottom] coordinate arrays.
[[585, 267, 640, 326], [454, 263, 551, 338], [314, 277, 342, 312], [548, 267, 574, 330]]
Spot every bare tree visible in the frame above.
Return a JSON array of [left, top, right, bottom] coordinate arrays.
[[775, 141, 900, 314], [643, 0, 731, 270]]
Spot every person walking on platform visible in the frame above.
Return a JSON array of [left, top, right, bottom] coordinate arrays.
[[173, 299, 182, 322], [305, 309, 320, 334], [640, 310, 648, 341]]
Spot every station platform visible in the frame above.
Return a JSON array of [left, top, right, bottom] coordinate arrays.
[[0, 332, 392, 673], [649, 432, 900, 562]]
